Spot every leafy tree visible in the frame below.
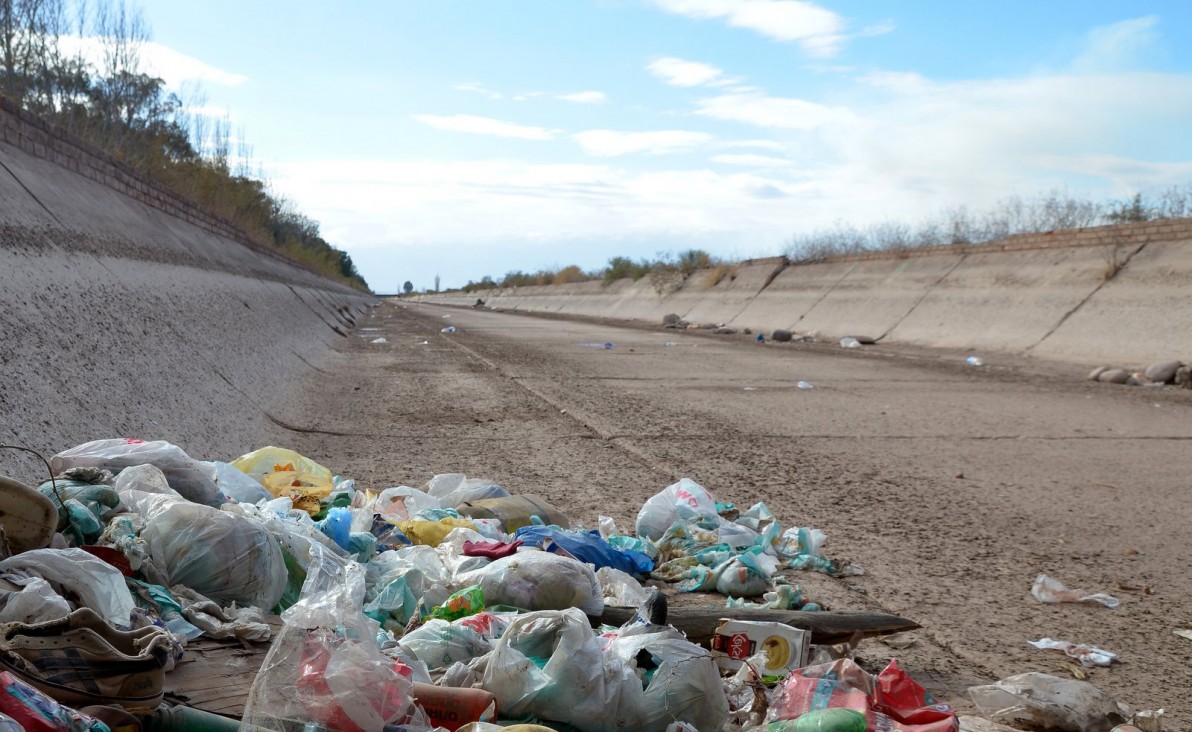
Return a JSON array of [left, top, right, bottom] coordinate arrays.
[[402, 281, 413, 294]]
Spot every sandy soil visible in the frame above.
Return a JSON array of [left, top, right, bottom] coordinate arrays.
[[273, 300, 1192, 724]]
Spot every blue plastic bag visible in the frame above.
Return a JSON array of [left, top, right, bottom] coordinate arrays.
[[316, 506, 352, 551], [515, 526, 654, 575]]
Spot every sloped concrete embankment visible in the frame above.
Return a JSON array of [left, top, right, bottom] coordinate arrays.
[[0, 101, 375, 459], [426, 220, 1192, 366]]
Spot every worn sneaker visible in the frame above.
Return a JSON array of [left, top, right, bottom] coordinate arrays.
[[0, 607, 172, 711]]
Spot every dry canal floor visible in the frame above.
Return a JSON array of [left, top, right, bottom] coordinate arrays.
[[275, 299, 1192, 723]]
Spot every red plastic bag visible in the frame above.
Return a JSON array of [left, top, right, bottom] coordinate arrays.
[[767, 659, 957, 732], [874, 660, 958, 732], [0, 671, 103, 732]]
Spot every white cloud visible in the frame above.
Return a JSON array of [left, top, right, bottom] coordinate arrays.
[[454, 82, 503, 100], [650, 0, 846, 56], [720, 139, 788, 151], [413, 114, 560, 140], [557, 91, 608, 104], [647, 56, 725, 87], [57, 36, 248, 88], [712, 153, 791, 167], [1074, 16, 1159, 72], [573, 129, 715, 156], [696, 91, 855, 129]]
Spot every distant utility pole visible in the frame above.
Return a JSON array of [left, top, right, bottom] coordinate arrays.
[[434, 274, 441, 292]]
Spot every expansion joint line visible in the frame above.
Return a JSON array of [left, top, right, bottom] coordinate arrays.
[[0, 158, 63, 225], [876, 253, 969, 342]]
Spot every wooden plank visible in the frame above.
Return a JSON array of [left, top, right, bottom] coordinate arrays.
[[592, 606, 919, 646]]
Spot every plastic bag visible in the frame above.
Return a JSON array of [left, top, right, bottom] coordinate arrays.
[[373, 487, 442, 523], [34, 480, 119, 545], [458, 551, 603, 615], [398, 618, 492, 671], [140, 500, 286, 609], [769, 659, 957, 732], [365, 546, 452, 626], [968, 673, 1128, 732], [1030, 574, 1120, 609], [206, 461, 272, 504], [429, 585, 485, 622], [0, 671, 108, 732], [113, 464, 181, 498], [231, 447, 335, 513], [516, 526, 654, 575], [50, 438, 222, 506], [0, 575, 71, 625], [1028, 637, 1118, 667], [603, 623, 730, 731], [424, 474, 510, 508], [0, 548, 135, 627], [596, 567, 650, 607], [482, 608, 626, 730], [635, 478, 719, 540], [241, 544, 415, 732], [398, 517, 480, 546]]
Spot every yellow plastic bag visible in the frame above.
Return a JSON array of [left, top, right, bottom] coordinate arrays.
[[231, 446, 332, 482], [398, 517, 478, 546]]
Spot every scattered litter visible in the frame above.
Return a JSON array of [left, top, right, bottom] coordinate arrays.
[[966, 356, 984, 366], [419, 340, 429, 345], [441, 326, 457, 334], [1029, 637, 1119, 667], [664, 341, 679, 347], [839, 337, 861, 348], [969, 673, 1130, 732], [743, 387, 758, 391], [1174, 629, 1192, 642], [881, 632, 918, 650], [576, 342, 613, 349], [796, 381, 814, 390], [0, 440, 925, 732], [370, 337, 388, 344], [1031, 573, 1120, 608]]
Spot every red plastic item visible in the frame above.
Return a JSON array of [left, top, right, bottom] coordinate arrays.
[[295, 630, 410, 732], [0, 671, 101, 732]]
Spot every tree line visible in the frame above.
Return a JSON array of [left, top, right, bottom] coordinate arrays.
[[0, 0, 368, 290]]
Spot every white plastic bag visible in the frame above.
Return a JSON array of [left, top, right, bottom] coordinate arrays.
[[604, 624, 730, 732], [140, 500, 286, 609], [458, 551, 603, 615], [373, 486, 442, 522], [0, 574, 71, 624], [1031, 574, 1120, 609], [596, 567, 650, 607], [482, 609, 628, 730], [113, 464, 181, 498], [423, 473, 510, 508], [51, 438, 222, 506], [207, 461, 272, 504], [397, 619, 492, 670], [365, 546, 453, 626], [968, 673, 1129, 732], [635, 479, 719, 540], [0, 548, 135, 627]]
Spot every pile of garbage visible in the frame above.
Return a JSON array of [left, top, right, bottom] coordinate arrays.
[[0, 439, 1151, 731]]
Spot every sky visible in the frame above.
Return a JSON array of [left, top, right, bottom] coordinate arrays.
[[127, 0, 1192, 292]]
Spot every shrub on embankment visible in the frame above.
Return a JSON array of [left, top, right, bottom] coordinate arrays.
[[0, 0, 368, 291], [453, 186, 1192, 294]]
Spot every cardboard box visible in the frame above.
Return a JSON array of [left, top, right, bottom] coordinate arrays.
[[709, 619, 810, 675]]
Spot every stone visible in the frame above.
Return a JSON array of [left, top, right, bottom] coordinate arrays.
[[712, 327, 737, 335], [1175, 366, 1191, 389], [661, 313, 681, 325], [771, 329, 793, 343], [1098, 368, 1130, 384], [1143, 360, 1183, 384], [1088, 366, 1110, 381]]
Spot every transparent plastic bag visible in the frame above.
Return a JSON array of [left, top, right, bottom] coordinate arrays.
[[113, 464, 181, 498], [0, 575, 71, 625], [206, 461, 272, 504], [241, 545, 415, 732], [423, 474, 510, 508], [398, 619, 492, 671], [968, 673, 1128, 732], [374, 487, 442, 523], [458, 551, 603, 615], [0, 548, 135, 627], [51, 438, 222, 507], [482, 608, 626, 731], [140, 501, 286, 609]]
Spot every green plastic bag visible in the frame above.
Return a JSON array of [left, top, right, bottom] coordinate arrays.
[[428, 585, 484, 622]]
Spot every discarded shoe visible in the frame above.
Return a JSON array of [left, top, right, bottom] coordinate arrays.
[[0, 607, 172, 712]]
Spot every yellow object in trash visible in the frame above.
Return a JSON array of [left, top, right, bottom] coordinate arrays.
[[261, 471, 334, 515], [231, 446, 332, 482], [398, 517, 479, 546]]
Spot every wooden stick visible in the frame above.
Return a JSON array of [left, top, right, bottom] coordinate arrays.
[[592, 605, 919, 646]]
